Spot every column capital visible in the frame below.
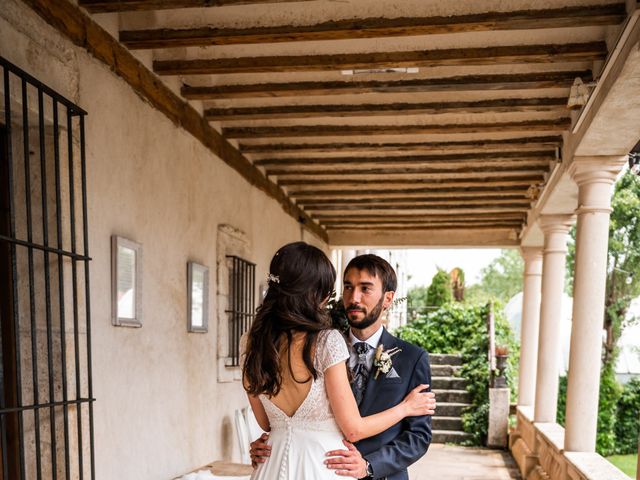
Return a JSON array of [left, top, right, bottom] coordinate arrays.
[[520, 247, 543, 276], [569, 156, 627, 215], [568, 156, 627, 187], [539, 214, 575, 234], [539, 214, 574, 254]]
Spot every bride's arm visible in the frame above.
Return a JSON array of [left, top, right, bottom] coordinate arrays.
[[324, 361, 427, 443], [247, 394, 271, 432]]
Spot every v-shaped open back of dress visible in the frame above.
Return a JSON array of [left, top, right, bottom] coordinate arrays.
[[250, 329, 350, 480]]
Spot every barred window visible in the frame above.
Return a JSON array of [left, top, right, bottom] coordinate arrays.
[[225, 255, 255, 367], [0, 57, 95, 480]]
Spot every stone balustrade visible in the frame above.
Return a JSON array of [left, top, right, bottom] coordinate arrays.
[[510, 407, 630, 480]]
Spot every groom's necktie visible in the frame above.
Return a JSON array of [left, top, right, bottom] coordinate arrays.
[[353, 342, 372, 405]]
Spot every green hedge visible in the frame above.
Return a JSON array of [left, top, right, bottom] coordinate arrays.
[[557, 369, 640, 456], [395, 302, 519, 445], [615, 378, 640, 454]]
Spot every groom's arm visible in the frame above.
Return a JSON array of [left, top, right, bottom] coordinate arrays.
[[365, 350, 432, 479]]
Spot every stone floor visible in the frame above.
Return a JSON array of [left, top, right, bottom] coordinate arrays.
[[408, 444, 522, 480]]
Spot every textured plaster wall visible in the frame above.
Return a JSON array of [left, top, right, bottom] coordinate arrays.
[[0, 1, 327, 478]]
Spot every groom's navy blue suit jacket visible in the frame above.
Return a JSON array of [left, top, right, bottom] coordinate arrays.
[[353, 328, 432, 480]]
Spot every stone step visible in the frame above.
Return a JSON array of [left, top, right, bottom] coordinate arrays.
[[432, 430, 473, 444], [430, 365, 461, 377], [431, 376, 468, 390], [432, 416, 463, 431], [433, 402, 470, 417], [429, 353, 463, 366], [432, 389, 470, 404]]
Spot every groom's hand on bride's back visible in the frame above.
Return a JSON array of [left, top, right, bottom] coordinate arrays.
[[325, 440, 368, 478], [249, 433, 271, 468]]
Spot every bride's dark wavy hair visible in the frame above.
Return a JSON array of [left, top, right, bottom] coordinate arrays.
[[243, 242, 336, 397]]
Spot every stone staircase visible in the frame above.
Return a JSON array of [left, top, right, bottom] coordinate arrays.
[[429, 353, 473, 444]]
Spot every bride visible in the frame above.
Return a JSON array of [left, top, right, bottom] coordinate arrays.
[[242, 242, 434, 480]]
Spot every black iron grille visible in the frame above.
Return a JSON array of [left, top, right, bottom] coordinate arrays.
[[0, 57, 95, 480], [225, 255, 255, 367]]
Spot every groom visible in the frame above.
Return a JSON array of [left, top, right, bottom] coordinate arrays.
[[250, 254, 434, 479]]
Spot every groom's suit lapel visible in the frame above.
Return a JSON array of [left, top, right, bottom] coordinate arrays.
[[359, 328, 398, 414]]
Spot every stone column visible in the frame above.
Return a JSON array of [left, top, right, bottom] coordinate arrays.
[[534, 215, 574, 423], [564, 156, 627, 452], [518, 247, 543, 407]]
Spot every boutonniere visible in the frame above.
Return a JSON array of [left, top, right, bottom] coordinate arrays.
[[373, 344, 402, 379]]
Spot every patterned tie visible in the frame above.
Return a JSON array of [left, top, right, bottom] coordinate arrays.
[[353, 342, 371, 405]]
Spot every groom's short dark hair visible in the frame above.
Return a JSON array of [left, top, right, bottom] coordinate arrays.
[[345, 254, 397, 293]]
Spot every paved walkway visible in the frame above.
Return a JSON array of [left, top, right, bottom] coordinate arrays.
[[408, 444, 522, 480]]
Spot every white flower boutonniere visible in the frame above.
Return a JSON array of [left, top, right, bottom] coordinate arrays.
[[373, 344, 402, 379]]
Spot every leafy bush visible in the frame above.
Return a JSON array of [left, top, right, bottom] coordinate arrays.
[[395, 302, 519, 445], [556, 365, 625, 456], [426, 269, 453, 307], [615, 378, 640, 454], [597, 364, 623, 456]]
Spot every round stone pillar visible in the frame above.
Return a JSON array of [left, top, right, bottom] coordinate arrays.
[[534, 215, 574, 423], [564, 156, 627, 452], [518, 247, 543, 407]]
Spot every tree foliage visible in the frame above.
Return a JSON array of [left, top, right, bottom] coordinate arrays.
[[465, 250, 524, 304], [396, 302, 519, 445], [426, 269, 453, 307]]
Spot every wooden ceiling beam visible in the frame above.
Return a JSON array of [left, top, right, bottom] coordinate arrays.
[[154, 42, 607, 75], [205, 97, 566, 121], [282, 176, 542, 189], [254, 150, 554, 167], [267, 162, 550, 177], [329, 228, 520, 246], [290, 185, 531, 198], [325, 222, 523, 230], [241, 137, 563, 154], [122, 5, 624, 49], [299, 195, 529, 206], [79, 0, 314, 13], [183, 71, 591, 100], [314, 210, 524, 218], [314, 210, 527, 219], [303, 203, 532, 213], [270, 165, 548, 178], [224, 119, 570, 139]]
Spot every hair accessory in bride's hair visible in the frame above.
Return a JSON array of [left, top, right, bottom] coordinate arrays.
[[266, 273, 280, 284]]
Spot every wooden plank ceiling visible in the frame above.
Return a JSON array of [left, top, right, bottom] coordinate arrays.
[[80, 0, 626, 242]]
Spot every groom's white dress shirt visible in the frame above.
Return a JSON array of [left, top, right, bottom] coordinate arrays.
[[348, 325, 384, 372]]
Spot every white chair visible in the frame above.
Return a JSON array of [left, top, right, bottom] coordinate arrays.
[[243, 406, 264, 444], [234, 408, 251, 465], [234, 405, 267, 466]]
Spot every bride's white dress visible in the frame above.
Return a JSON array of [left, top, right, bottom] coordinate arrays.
[[251, 329, 350, 480]]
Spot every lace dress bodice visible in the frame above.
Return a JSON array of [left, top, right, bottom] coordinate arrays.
[[251, 329, 350, 480], [258, 329, 350, 432]]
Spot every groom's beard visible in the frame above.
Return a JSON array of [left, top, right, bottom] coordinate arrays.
[[346, 296, 385, 330]]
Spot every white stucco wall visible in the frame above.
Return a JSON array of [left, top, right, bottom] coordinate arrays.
[[0, 2, 327, 478]]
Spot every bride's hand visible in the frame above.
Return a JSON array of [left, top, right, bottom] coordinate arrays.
[[401, 384, 436, 417]]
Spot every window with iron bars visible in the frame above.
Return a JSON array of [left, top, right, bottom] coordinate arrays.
[[225, 255, 256, 367], [0, 57, 95, 480]]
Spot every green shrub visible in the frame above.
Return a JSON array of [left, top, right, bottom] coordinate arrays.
[[426, 269, 453, 307], [556, 365, 624, 456], [615, 378, 640, 454], [557, 375, 567, 427], [395, 302, 518, 445], [597, 364, 623, 456]]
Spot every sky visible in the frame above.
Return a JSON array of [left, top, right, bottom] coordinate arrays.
[[401, 248, 504, 289]]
